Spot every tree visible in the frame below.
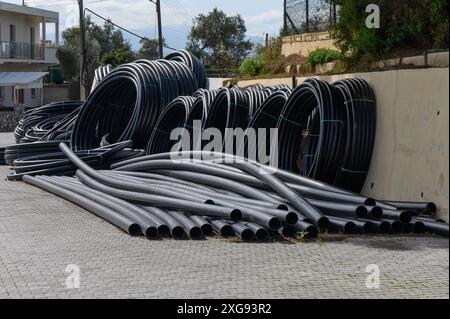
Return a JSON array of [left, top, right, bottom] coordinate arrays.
[[332, 0, 449, 60], [56, 17, 135, 99], [137, 38, 166, 60], [187, 8, 252, 70], [101, 47, 136, 67]]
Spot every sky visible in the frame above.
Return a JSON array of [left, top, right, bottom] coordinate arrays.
[[9, 0, 284, 50]]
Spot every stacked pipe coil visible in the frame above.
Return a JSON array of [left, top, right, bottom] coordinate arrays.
[[6, 141, 144, 181], [71, 51, 205, 151], [91, 64, 112, 93], [165, 49, 207, 89], [146, 96, 195, 155], [13, 101, 82, 143], [275, 78, 376, 193]]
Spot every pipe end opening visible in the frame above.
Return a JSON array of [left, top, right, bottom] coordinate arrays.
[[158, 225, 171, 237], [280, 226, 296, 237], [317, 216, 329, 229], [268, 217, 281, 230], [390, 221, 403, 234], [145, 227, 159, 240], [230, 209, 242, 222], [379, 221, 391, 233], [255, 229, 269, 241], [400, 211, 413, 224], [413, 221, 426, 234], [427, 203, 438, 214], [172, 226, 185, 239], [344, 222, 356, 234], [189, 227, 203, 240], [286, 212, 299, 225], [201, 224, 213, 237], [364, 221, 376, 234], [128, 224, 142, 237], [370, 206, 383, 219], [221, 225, 235, 238], [356, 206, 368, 218], [305, 226, 319, 239], [240, 229, 255, 242]]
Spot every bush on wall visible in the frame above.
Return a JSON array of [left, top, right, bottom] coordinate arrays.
[[332, 0, 449, 59], [307, 48, 342, 66]]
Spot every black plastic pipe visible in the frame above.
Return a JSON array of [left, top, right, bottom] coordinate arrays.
[[232, 162, 329, 228], [328, 217, 357, 234], [168, 212, 203, 239], [229, 223, 255, 242], [23, 175, 141, 236], [413, 217, 449, 237], [208, 219, 235, 237], [190, 216, 213, 236]]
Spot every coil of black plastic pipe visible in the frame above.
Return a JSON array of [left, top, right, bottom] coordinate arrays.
[[274, 78, 376, 193], [71, 51, 204, 151], [146, 96, 195, 154]]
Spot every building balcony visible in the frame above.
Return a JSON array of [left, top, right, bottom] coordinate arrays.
[[0, 41, 47, 62]]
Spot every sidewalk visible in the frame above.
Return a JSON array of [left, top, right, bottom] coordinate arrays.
[[0, 133, 448, 299]]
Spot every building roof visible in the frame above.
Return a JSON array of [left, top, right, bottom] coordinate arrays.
[[0, 72, 48, 89], [0, 2, 58, 21]]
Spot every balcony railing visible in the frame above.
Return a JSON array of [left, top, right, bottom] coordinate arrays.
[[0, 41, 44, 60]]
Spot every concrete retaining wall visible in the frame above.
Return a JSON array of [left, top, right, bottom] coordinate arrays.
[[282, 32, 337, 57], [238, 68, 449, 222]]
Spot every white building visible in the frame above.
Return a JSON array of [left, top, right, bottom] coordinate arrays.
[[0, 1, 59, 109]]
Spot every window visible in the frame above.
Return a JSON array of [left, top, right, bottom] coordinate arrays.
[[0, 87, 5, 101], [10, 25, 16, 42], [31, 88, 37, 99]]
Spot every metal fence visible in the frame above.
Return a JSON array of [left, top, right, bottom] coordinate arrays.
[[283, 0, 337, 35]]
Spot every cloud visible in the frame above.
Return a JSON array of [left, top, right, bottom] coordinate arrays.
[[21, 0, 283, 47], [244, 9, 283, 35]]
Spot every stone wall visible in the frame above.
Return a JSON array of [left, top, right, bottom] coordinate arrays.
[[282, 31, 337, 57], [0, 111, 21, 133]]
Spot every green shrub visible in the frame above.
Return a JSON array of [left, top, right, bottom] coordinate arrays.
[[332, 0, 449, 59], [239, 54, 266, 76], [307, 48, 342, 66]]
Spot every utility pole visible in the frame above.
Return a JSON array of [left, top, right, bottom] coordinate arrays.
[[283, 0, 287, 35], [149, 0, 164, 59], [305, 0, 309, 33], [78, 0, 86, 100], [156, 0, 164, 58]]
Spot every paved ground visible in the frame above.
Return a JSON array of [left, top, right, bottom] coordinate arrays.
[[0, 132, 448, 299]]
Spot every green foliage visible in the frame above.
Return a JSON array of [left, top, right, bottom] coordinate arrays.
[[239, 54, 265, 76], [258, 36, 283, 74], [187, 8, 253, 70], [101, 47, 136, 67], [137, 38, 165, 60], [332, 0, 449, 60], [56, 17, 135, 98], [307, 48, 342, 66], [239, 36, 285, 76]]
